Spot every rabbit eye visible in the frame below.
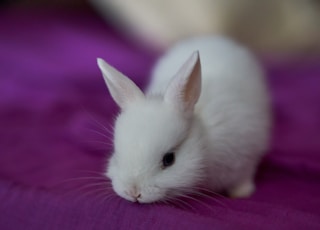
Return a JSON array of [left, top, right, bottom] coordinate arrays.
[[162, 152, 175, 168]]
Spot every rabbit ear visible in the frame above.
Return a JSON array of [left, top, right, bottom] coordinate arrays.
[[164, 51, 202, 116], [97, 58, 144, 110]]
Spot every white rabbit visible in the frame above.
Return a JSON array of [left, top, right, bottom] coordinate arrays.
[[97, 36, 271, 203]]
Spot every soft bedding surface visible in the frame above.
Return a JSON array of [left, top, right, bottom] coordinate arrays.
[[0, 7, 320, 230]]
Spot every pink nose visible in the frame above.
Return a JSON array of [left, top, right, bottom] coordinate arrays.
[[126, 186, 141, 201], [129, 192, 141, 199]]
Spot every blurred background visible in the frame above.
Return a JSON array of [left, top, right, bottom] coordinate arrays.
[[2, 0, 320, 57]]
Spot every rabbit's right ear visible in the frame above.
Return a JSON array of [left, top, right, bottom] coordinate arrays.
[[164, 51, 201, 116], [97, 58, 144, 110]]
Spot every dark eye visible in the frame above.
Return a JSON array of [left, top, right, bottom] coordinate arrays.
[[162, 152, 175, 168]]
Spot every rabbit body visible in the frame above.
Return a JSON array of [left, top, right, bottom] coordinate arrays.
[[98, 36, 270, 203]]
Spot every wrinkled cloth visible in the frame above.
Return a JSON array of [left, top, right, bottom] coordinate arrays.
[[0, 7, 320, 230]]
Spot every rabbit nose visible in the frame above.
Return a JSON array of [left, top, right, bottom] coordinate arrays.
[[126, 186, 141, 201]]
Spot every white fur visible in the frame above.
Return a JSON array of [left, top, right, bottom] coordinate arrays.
[[98, 36, 271, 203]]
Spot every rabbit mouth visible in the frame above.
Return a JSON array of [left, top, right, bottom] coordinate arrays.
[[114, 184, 167, 203]]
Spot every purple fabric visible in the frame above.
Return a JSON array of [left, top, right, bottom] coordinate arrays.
[[0, 7, 320, 230]]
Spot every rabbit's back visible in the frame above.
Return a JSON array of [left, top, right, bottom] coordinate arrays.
[[148, 36, 271, 191]]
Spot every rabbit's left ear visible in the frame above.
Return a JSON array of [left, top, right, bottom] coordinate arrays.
[[97, 58, 144, 110], [164, 51, 202, 116]]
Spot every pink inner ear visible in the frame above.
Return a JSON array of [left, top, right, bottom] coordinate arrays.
[[164, 51, 202, 114], [108, 75, 145, 110], [183, 57, 202, 109], [115, 76, 142, 106], [97, 58, 145, 110]]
